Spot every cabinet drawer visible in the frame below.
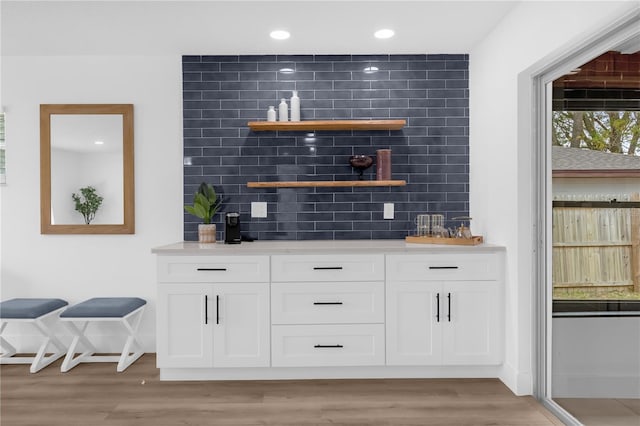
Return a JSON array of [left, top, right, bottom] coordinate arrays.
[[386, 254, 499, 281], [271, 282, 385, 325], [272, 254, 384, 282], [158, 256, 269, 283], [271, 324, 385, 367]]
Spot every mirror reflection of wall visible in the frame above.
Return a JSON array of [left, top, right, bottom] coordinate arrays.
[[50, 115, 124, 225]]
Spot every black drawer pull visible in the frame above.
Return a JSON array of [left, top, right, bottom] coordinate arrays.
[[313, 266, 343, 270], [314, 344, 343, 348], [197, 268, 227, 271], [204, 295, 208, 325], [428, 266, 458, 270], [216, 295, 220, 325], [313, 302, 343, 305]]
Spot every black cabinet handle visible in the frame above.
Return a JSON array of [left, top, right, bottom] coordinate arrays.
[[428, 266, 458, 270], [314, 344, 344, 348], [447, 292, 452, 322], [197, 268, 227, 271], [313, 266, 343, 270], [436, 293, 440, 322], [216, 295, 220, 325], [313, 302, 343, 305], [204, 295, 208, 324]]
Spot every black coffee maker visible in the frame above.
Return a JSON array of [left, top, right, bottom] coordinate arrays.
[[224, 212, 241, 244]]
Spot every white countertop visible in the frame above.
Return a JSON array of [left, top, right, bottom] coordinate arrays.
[[152, 239, 505, 255]]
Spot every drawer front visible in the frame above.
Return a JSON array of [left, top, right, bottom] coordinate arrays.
[[271, 324, 385, 367], [386, 253, 499, 281], [158, 256, 269, 283], [271, 282, 385, 325], [272, 254, 384, 282]]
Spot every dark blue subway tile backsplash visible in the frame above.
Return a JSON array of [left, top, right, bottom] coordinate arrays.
[[182, 54, 469, 241]]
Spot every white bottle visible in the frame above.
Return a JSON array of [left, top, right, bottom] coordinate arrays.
[[278, 98, 288, 122], [290, 90, 300, 122], [267, 106, 276, 122]]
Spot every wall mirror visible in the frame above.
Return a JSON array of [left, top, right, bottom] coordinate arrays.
[[40, 104, 134, 234]]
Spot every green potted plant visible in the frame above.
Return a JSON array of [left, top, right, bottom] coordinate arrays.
[[72, 186, 103, 225], [184, 182, 222, 243]]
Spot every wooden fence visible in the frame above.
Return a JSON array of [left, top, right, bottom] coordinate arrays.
[[552, 192, 640, 296]]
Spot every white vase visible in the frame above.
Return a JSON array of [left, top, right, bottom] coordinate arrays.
[[267, 106, 276, 122], [198, 224, 216, 243], [290, 90, 300, 122], [278, 98, 288, 122]]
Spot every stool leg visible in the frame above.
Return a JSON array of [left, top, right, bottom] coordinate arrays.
[[0, 322, 18, 358], [29, 317, 68, 373], [61, 321, 96, 373], [117, 307, 145, 372]]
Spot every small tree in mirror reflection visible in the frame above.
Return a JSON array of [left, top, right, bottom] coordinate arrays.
[[72, 186, 103, 225]]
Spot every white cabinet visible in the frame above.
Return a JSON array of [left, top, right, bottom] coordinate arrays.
[[271, 254, 384, 282], [271, 281, 385, 325], [271, 324, 385, 367], [386, 281, 442, 365], [212, 283, 270, 368], [156, 256, 270, 369], [270, 254, 386, 367], [157, 283, 213, 368], [386, 254, 502, 366], [154, 244, 505, 380]]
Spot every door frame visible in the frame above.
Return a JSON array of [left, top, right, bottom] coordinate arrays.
[[528, 8, 640, 424]]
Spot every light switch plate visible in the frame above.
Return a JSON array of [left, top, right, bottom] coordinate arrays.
[[251, 202, 268, 218], [383, 203, 394, 220]]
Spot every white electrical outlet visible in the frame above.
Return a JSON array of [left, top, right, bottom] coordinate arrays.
[[383, 203, 394, 220], [251, 202, 268, 218]]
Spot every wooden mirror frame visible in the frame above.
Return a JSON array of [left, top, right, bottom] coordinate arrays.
[[40, 104, 135, 234]]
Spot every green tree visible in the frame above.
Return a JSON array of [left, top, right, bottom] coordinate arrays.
[[553, 111, 640, 155]]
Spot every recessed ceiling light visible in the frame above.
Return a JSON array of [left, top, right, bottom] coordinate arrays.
[[270, 30, 290, 40], [94, 140, 104, 145], [374, 29, 395, 39]]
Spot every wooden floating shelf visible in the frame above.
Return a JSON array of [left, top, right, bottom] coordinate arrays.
[[405, 235, 484, 246], [247, 180, 407, 188], [247, 119, 406, 131]]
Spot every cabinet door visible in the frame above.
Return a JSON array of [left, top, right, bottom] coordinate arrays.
[[442, 281, 502, 365], [157, 283, 213, 368], [386, 281, 443, 365], [212, 282, 270, 368]]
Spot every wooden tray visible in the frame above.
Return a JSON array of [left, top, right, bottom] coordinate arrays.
[[405, 235, 484, 246]]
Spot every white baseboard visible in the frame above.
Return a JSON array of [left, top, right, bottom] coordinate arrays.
[[499, 362, 533, 396], [160, 365, 503, 381]]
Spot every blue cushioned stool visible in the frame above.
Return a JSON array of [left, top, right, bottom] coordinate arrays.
[[0, 298, 69, 372], [59, 297, 146, 372]]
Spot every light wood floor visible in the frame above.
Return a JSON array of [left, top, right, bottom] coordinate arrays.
[[555, 398, 640, 426], [1, 354, 564, 426]]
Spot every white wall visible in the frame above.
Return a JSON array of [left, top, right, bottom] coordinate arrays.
[[469, 1, 639, 395], [0, 56, 183, 351]]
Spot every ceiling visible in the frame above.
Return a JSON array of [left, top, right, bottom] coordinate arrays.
[[1, 1, 520, 55]]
